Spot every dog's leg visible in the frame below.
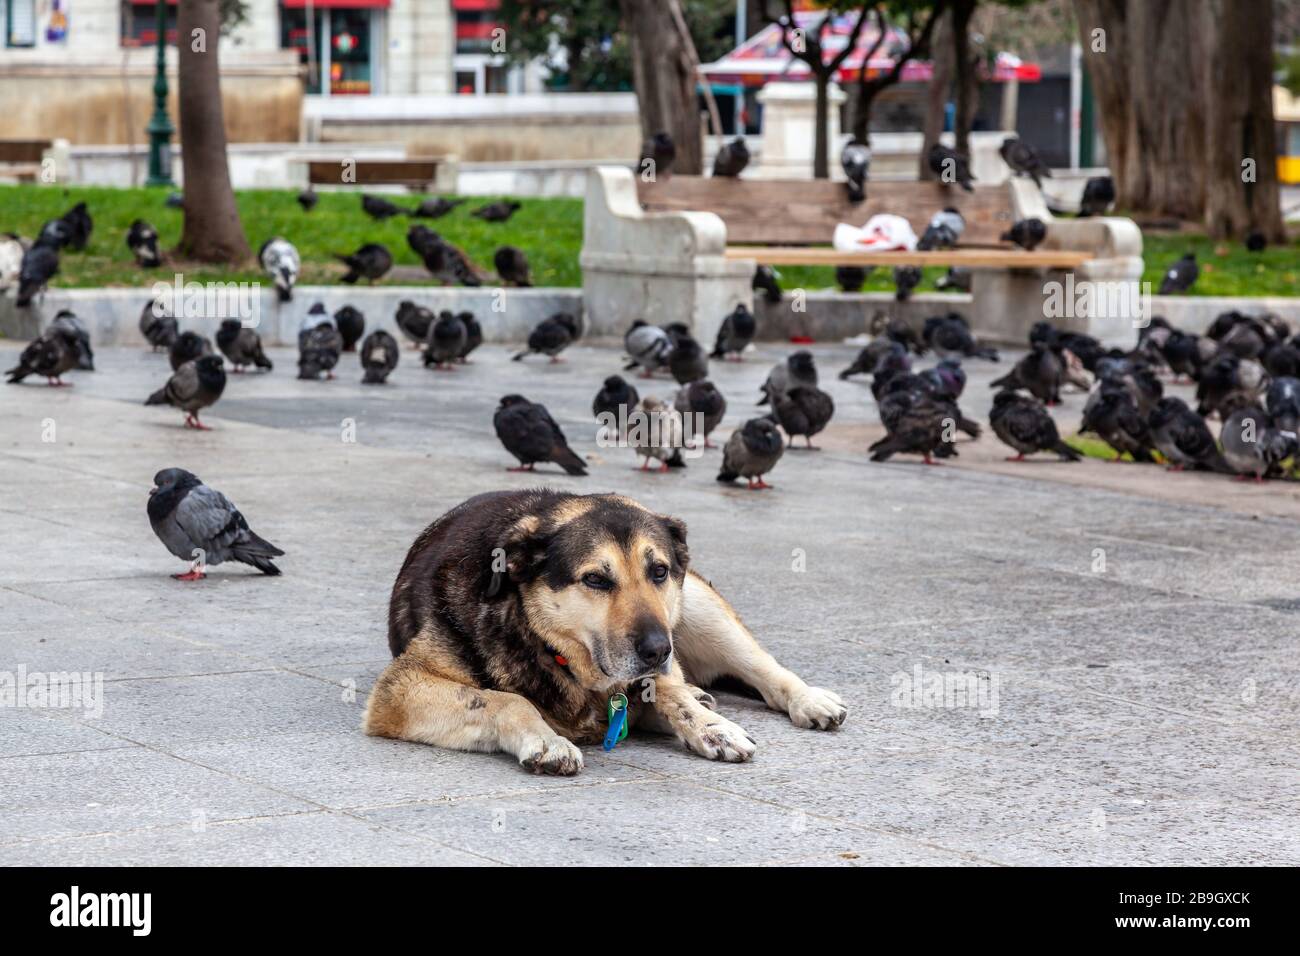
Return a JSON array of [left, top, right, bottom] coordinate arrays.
[[363, 657, 583, 775], [645, 667, 756, 762], [674, 571, 848, 731]]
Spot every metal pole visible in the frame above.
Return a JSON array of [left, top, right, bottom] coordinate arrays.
[[145, 0, 175, 186]]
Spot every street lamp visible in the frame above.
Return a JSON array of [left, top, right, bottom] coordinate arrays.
[[145, 0, 175, 187]]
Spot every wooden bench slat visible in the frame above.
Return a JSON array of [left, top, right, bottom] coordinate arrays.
[[723, 247, 1092, 269], [306, 160, 439, 187]]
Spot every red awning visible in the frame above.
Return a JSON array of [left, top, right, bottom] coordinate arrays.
[[453, 0, 501, 10], [280, 0, 391, 8]]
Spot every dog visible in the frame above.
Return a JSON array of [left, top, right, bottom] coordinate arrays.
[[363, 490, 847, 774]]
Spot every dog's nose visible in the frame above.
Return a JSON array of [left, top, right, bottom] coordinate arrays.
[[635, 627, 672, 670]]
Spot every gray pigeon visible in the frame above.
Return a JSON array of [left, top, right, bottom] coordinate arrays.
[[298, 311, 343, 380], [717, 418, 784, 489], [674, 380, 727, 449], [1221, 405, 1298, 482], [145, 354, 227, 429], [759, 351, 817, 405], [711, 305, 757, 360], [148, 468, 284, 579], [624, 320, 673, 377], [139, 299, 178, 352], [49, 311, 94, 371], [424, 310, 468, 369], [770, 384, 835, 449], [361, 329, 400, 385], [5, 325, 81, 386], [1148, 397, 1229, 472], [216, 319, 272, 373], [1000, 136, 1052, 186]]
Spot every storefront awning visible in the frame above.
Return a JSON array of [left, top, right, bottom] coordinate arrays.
[[700, 12, 1040, 88]]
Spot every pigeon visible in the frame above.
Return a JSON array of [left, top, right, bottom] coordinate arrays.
[[1078, 176, 1115, 217], [665, 323, 709, 384], [395, 300, 435, 348], [38, 219, 72, 249], [918, 359, 967, 400], [298, 314, 343, 380], [16, 237, 59, 306], [413, 197, 466, 219], [360, 329, 400, 385], [711, 304, 757, 360], [1196, 354, 1266, 420], [989, 341, 1063, 404], [712, 137, 750, 178], [841, 138, 871, 202], [1210, 312, 1274, 360], [869, 312, 927, 355], [259, 237, 300, 303], [867, 346, 916, 398], [989, 390, 1080, 462], [1221, 405, 1298, 482], [1266, 377, 1300, 433], [674, 380, 727, 449], [769, 384, 834, 449], [717, 417, 784, 489], [457, 312, 483, 362], [1244, 230, 1266, 253], [425, 310, 468, 369], [839, 339, 905, 381], [1001, 218, 1047, 251], [927, 143, 974, 191], [408, 227, 484, 286], [753, 265, 782, 304], [935, 267, 972, 293], [473, 201, 522, 223], [1158, 254, 1198, 295], [630, 396, 686, 471], [215, 319, 272, 373], [917, 208, 965, 251], [49, 311, 94, 371], [60, 202, 93, 251], [835, 265, 871, 292], [127, 219, 162, 268], [999, 137, 1051, 186], [1148, 397, 1229, 472], [145, 353, 227, 429], [139, 299, 178, 352], [514, 312, 579, 363], [170, 331, 214, 371], [759, 351, 817, 405], [1079, 384, 1156, 463], [594, 375, 640, 433], [494, 394, 587, 475], [148, 468, 284, 579], [333, 306, 365, 352], [0, 233, 24, 294], [296, 189, 318, 212], [893, 265, 921, 301], [1158, 329, 1206, 381], [495, 245, 532, 287], [923, 313, 999, 362], [336, 243, 393, 284], [868, 390, 958, 464], [361, 194, 405, 220], [640, 132, 676, 179], [624, 320, 674, 377], [5, 325, 81, 386], [166, 193, 185, 209], [1094, 354, 1165, 417]]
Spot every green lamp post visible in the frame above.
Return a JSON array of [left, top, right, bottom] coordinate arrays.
[[145, 0, 175, 187]]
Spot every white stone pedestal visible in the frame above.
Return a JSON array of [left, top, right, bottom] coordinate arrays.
[[754, 81, 846, 180]]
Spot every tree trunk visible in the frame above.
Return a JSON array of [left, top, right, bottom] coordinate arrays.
[[1203, 0, 1286, 240], [919, 10, 953, 180], [950, 0, 977, 157], [1074, 0, 1129, 185], [814, 78, 830, 179], [619, 0, 703, 175], [176, 0, 251, 263]]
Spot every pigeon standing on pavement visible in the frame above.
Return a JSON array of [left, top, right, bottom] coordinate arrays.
[[923, 313, 999, 362], [989, 341, 1064, 405], [711, 304, 757, 360], [674, 380, 727, 449], [928, 143, 975, 191], [630, 396, 686, 472], [989, 390, 1080, 462], [336, 243, 393, 284], [665, 323, 709, 385], [145, 354, 227, 429], [395, 300, 435, 348], [333, 306, 366, 352], [870, 312, 928, 356], [1079, 385, 1156, 463], [624, 320, 674, 377], [1266, 377, 1300, 432], [712, 138, 750, 178], [170, 331, 214, 371], [139, 300, 178, 352], [16, 235, 59, 306], [839, 339, 905, 381], [494, 246, 532, 287], [1078, 176, 1115, 217], [759, 351, 817, 405], [770, 384, 835, 449], [425, 311, 468, 370], [148, 468, 284, 579], [841, 138, 871, 202], [494, 395, 587, 475], [457, 312, 483, 362], [1148, 397, 1229, 472], [298, 309, 343, 380], [1001, 218, 1047, 251], [49, 311, 94, 371], [1221, 405, 1298, 482], [472, 201, 522, 223], [216, 319, 272, 373], [717, 418, 785, 489], [1000, 137, 1052, 186], [514, 312, 579, 363], [594, 375, 641, 428], [259, 237, 300, 302], [1158, 254, 1199, 295], [5, 324, 82, 386], [360, 329, 400, 385], [127, 219, 162, 268]]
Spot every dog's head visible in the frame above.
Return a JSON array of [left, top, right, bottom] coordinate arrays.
[[485, 495, 689, 691]]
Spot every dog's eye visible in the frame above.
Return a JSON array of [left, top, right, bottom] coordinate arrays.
[[650, 563, 669, 583], [582, 572, 613, 591]]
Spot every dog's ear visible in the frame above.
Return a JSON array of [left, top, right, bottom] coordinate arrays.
[[485, 515, 549, 599], [659, 514, 689, 573]]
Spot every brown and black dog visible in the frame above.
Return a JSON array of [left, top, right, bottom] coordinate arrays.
[[363, 490, 847, 774]]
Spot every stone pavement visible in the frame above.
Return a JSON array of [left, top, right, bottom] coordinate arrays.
[[1, 338, 1298, 866]]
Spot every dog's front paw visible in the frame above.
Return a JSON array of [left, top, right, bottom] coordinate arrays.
[[677, 713, 756, 763], [789, 686, 847, 730], [518, 733, 584, 776]]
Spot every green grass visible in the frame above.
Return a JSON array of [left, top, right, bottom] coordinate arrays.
[[2, 183, 1294, 296]]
